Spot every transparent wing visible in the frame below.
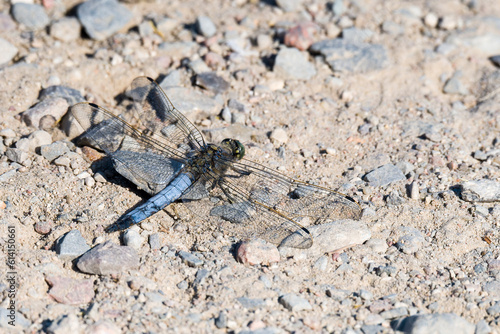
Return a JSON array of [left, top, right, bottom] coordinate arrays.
[[181, 157, 362, 249]]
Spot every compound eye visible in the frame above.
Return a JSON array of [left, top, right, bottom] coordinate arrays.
[[234, 140, 245, 159]]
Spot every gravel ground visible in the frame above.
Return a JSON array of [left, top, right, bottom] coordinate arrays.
[[1, 0, 500, 333]]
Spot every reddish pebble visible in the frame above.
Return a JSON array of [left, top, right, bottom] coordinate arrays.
[[82, 146, 104, 162], [34, 221, 52, 235], [46, 275, 95, 305], [0, 201, 6, 210], [284, 22, 319, 51], [447, 161, 458, 170], [236, 239, 280, 265]]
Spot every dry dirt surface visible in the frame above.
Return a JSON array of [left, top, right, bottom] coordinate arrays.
[[1, 0, 500, 333]]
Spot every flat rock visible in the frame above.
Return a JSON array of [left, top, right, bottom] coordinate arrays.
[[50, 17, 82, 43], [0, 38, 18, 66], [178, 250, 204, 267], [11, 3, 49, 30], [76, 241, 139, 275], [46, 275, 95, 305], [162, 86, 220, 116], [460, 179, 500, 202], [273, 47, 316, 80], [278, 294, 312, 311], [77, 0, 133, 41], [39, 85, 85, 106], [364, 164, 406, 187], [22, 97, 68, 129], [40, 141, 71, 162], [236, 239, 281, 265], [196, 15, 217, 38], [15, 130, 52, 152], [391, 313, 475, 334], [195, 72, 229, 93], [56, 229, 90, 259], [310, 39, 388, 73], [279, 220, 371, 258]]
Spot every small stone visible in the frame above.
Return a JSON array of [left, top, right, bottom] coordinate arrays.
[[443, 71, 468, 95], [215, 311, 227, 329], [188, 59, 211, 74], [34, 221, 52, 235], [342, 27, 375, 43], [46, 276, 94, 305], [11, 3, 49, 30], [483, 281, 500, 298], [460, 179, 500, 202], [77, 0, 133, 41], [276, 0, 303, 12], [490, 55, 500, 68], [284, 22, 318, 51], [195, 72, 229, 94], [365, 238, 388, 253], [16, 130, 52, 152], [123, 230, 145, 250], [5, 148, 29, 164], [204, 52, 224, 68], [424, 13, 439, 27], [380, 307, 408, 319], [274, 47, 316, 80], [364, 164, 406, 187], [40, 141, 71, 162], [128, 276, 157, 291], [473, 150, 488, 161], [236, 239, 281, 265], [391, 313, 475, 334], [0, 38, 18, 65], [148, 233, 161, 250], [396, 227, 426, 254], [39, 85, 85, 106], [439, 16, 458, 30], [269, 128, 288, 146], [50, 17, 81, 42], [221, 107, 232, 122], [375, 265, 397, 276], [56, 230, 90, 260], [54, 156, 71, 167], [196, 15, 217, 38], [359, 289, 373, 301], [314, 255, 328, 271], [409, 181, 419, 200], [386, 190, 405, 206], [177, 280, 188, 290], [76, 241, 139, 275], [279, 293, 312, 311], [256, 34, 273, 49], [162, 86, 220, 115], [178, 250, 204, 267]]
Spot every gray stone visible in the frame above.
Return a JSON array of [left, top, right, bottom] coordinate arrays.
[[274, 47, 316, 80], [178, 250, 204, 267], [214, 311, 227, 329], [193, 268, 209, 286], [56, 230, 90, 260], [490, 55, 500, 68], [483, 281, 500, 298], [342, 27, 375, 43], [0, 38, 18, 66], [50, 17, 82, 43], [159, 70, 182, 88], [486, 302, 500, 316], [23, 98, 68, 129], [396, 227, 426, 254], [314, 255, 328, 271], [276, 0, 303, 12], [123, 230, 145, 249], [326, 288, 350, 301], [331, 0, 345, 16], [177, 280, 188, 290], [375, 265, 397, 276], [278, 293, 312, 311], [40, 141, 71, 162], [188, 59, 211, 74], [237, 297, 266, 309], [361, 325, 385, 334], [15, 130, 52, 152], [5, 148, 29, 165], [11, 3, 49, 30], [380, 307, 408, 319], [39, 85, 85, 106], [148, 233, 161, 250], [196, 16, 217, 38], [279, 220, 371, 258], [364, 164, 406, 187], [475, 319, 492, 334], [447, 32, 500, 56], [391, 313, 475, 334], [460, 179, 500, 202], [359, 289, 373, 301], [76, 241, 139, 275], [195, 72, 229, 93], [0, 307, 31, 330], [443, 71, 468, 95], [77, 0, 133, 41], [310, 39, 388, 73], [162, 86, 220, 115]]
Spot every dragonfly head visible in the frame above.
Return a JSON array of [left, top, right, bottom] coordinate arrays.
[[221, 138, 245, 160]]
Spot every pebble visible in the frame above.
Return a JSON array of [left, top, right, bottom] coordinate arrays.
[[45, 276, 94, 305], [195, 72, 229, 94], [273, 47, 316, 80], [178, 250, 204, 267], [380, 307, 407, 319], [439, 16, 459, 30], [39, 85, 85, 106], [56, 230, 90, 260], [279, 220, 371, 258], [5, 148, 29, 165], [375, 265, 397, 277], [365, 238, 388, 253], [256, 34, 273, 50], [77, 0, 133, 41], [237, 297, 266, 309], [443, 71, 468, 95], [490, 55, 500, 67], [188, 59, 211, 74], [483, 280, 500, 298], [424, 13, 439, 28], [34, 220, 52, 235], [409, 181, 419, 200], [396, 227, 426, 254], [123, 230, 145, 249], [16, 130, 52, 152], [0, 307, 31, 330], [148, 233, 161, 250], [385, 190, 405, 206], [269, 128, 288, 146], [0, 38, 18, 65], [40, 141, 71, 162], [221, 107, 232, 122], [283, 23, 318, 51], [76, 241, 139, 275], [50, 17, 81, 42], [313, 255, 328, 271], [361, 325, 385, 334], [159, 70, 182, 88], [162, 86, 220, 115], [11, 3, 50, 30], [215, 311, 227, 329], [310, 39, 388, 73], [364, 164, 406, 187], [193, 268, 209, 286], [177, 280, 188, 290], [275, 0, 303, 12], [236, 239, 281, 265], [460, 179, 500, 202], [196, 16, 217, 38], [359, 289, 373, 301], [54, 156, 71, 167], [391, 313, 475, 334], [278, 293, 312, 311], [22, 98, 68, 129], [46, 313, 83, 334]]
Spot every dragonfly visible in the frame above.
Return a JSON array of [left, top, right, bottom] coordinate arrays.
[[70, 76, 361, 249]]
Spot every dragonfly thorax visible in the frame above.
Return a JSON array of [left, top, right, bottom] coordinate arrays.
[[185, 139, 244, 176]]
